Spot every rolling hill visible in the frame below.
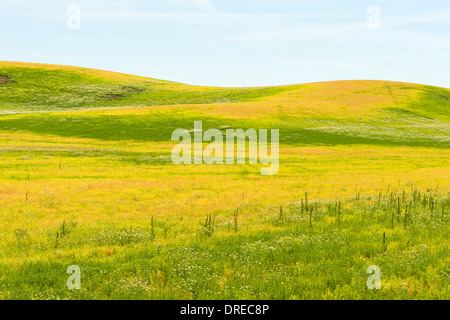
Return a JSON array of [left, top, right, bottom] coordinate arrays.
[[0, 61, 449, 148], [0, 61, 448, 300]]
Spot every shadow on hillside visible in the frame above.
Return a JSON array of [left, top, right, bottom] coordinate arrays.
[[0, 113, 447, 149]]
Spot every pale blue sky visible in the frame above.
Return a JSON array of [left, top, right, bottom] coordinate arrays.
[[1, 0, 449, 87]]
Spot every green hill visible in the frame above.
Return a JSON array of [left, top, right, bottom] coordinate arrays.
[[0, 62, 449, 300], [0, 61, 448, 148], [0, 61, 293, 112]]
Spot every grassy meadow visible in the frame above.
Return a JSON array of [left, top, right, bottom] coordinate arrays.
[[0, 62, 448, 299]]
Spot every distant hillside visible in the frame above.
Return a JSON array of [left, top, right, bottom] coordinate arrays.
[[0, 61, 448, 148], [0, 61, 293, 112], [0, 62, 448, 120]]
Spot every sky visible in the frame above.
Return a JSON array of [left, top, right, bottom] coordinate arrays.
[[0, 0, 449, 87]]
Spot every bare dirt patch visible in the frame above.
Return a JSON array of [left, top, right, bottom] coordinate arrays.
[[101, 93, 124, 100], [121, 86, 144, 93], [0, 74, 13, 85]]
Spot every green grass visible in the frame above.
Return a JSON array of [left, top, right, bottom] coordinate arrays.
[[0, 62, 448, 300], [1, 192, 448, 299], [0, 107, 447, 148], [0, 62, 448, 148], [0, 63, 294, 112]]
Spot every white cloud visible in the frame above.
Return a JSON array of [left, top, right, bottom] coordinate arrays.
[[222, 10, 450, 47], [387, 11, 450, 26], [156, 0, 216, 11], [224, 24, 365, 42], [82, 11, 355, 20], [194, 0, 214, 10]]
